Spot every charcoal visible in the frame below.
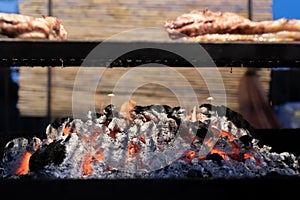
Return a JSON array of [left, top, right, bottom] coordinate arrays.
[[103, 104, 120, 121], [51, 117, 73, 129], [214, 139, 232, 154], [1, 138, 28, 177], [86, 111, 103, 121], [200, 104, 255, 134], [239, 135, 253, 147], [1, 103, 300, 179], [206, 153, 223, 166], [1, 137, 42, 177], [29, 139, 66, 172], [193, 121, 210, 139], [149, 104, 169, 113]]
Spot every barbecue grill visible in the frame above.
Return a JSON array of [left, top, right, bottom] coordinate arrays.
[[1, 39, 300, 199]]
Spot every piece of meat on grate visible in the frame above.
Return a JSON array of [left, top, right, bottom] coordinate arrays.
[[0, 12, 67, 40], [165, 9, 300, 41]]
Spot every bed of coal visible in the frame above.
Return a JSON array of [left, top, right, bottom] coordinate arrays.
[[1, 103, 300, 199]]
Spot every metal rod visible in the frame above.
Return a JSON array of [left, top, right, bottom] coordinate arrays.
[[248, 0, 253, 20], [47, 67, 52, 124], [47, 0, 53, 124], [48, 0, 52, 16]]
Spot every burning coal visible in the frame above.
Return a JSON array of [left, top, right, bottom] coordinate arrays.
[[1, 103, 299, 179]]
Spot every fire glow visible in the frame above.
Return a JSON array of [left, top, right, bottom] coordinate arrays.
[[1, 103, 299, 179]]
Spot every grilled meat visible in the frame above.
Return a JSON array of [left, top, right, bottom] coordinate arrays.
[[0, 12, 67, 40], [165, 9, 300, 41]]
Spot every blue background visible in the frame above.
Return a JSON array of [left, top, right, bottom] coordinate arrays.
[[272, 0, 300, 19]]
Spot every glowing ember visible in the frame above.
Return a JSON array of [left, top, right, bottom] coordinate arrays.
[[1, 103, 300, 179], [82, 155, 93, 175], [15, 151, 32, 175]]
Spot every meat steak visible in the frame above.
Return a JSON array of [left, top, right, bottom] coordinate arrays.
[[165, 9, 300, 41], [0, 12, 67, 40]]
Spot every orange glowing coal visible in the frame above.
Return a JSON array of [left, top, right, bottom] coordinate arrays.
[[220, 130, 235, 141], [210, 148, 227, 159], [204, 137, 215, 149], [83, 155, 93, 175], [63, 122, 76, 136], [93, 149, 105, 162], [15, 150, 32, 175], [182, 150, 196, 162], [244, 152, 260, 166], [127, 142, 139, 155]]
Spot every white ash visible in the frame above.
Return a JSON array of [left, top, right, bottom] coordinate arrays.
[[1, 104, 300, 179], [39, 133, 91, 179]]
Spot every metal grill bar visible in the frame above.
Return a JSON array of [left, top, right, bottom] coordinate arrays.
[[1, 40, 300, 67]]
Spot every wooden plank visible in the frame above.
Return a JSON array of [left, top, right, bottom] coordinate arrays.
[[19, 67, 271, 118]]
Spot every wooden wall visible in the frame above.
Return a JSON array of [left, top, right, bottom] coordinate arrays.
[[17, 0, 273, 119]]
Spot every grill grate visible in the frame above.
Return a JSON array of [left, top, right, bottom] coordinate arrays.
[[1, 40, 300, 67]]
